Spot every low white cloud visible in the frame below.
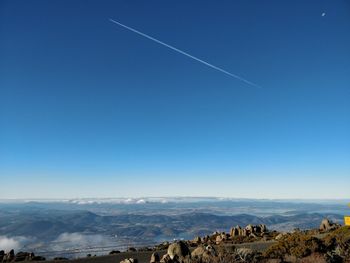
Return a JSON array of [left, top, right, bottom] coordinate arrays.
[[0, 236, 31, 252], [136, 199, 146, 204], [50, 233, 111, 252]]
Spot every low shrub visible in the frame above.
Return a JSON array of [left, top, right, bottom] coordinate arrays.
[[263, 232, 325, 259], [323, 226, 350, 259]]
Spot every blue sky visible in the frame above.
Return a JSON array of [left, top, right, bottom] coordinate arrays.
[[0, 0, 349, 199]]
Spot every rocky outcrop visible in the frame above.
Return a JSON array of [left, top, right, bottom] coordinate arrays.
[[2, 250, 15, 262], [0, 250, 45, 262], [229, 224, 267, 238], [319, 218, 340, 232], [186, 223, 270, 248]]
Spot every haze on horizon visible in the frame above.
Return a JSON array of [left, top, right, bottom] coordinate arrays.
[[0, 0, 349, 200]]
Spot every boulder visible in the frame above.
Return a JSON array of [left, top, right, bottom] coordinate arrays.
[[191, 246, 206, 258], [167, 241, 190, 260], [240, 228, 248, 237], [150, 252, 160, 263], [230, 226, 240, 237]]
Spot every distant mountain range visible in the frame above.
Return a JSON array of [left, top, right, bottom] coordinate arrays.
[[0, 209, 343, 240], [0, 199, 346, 255]]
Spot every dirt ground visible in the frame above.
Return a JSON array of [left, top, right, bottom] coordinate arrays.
[[35, 240, 276, 263]]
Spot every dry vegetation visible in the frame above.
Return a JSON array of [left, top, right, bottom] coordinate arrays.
[[263, 226, 350, 262]]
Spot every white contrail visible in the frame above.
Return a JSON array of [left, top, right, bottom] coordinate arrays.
[[109, 18, 261, 88]]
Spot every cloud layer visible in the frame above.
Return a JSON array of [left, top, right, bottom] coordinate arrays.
[[0, 236, 31, 252]]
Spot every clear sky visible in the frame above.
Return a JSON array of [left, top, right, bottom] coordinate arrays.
[[0, 0, 349, 199]]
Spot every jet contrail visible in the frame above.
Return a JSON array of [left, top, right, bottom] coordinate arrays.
[[109, 18, 261, 88]]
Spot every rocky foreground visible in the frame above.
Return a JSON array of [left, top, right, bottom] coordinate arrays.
[[1, 219, 349, 263]]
